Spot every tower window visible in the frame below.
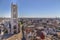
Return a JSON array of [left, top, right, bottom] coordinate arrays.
[[14, 25, 16, 29]]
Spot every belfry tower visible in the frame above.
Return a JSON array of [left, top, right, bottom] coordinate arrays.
[[11, 3, 19, 34]]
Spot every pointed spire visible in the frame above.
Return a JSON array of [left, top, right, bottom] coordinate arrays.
[[12, 0, 17, 4]]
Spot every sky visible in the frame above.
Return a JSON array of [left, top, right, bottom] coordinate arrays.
[[0, 0, 60, 18]]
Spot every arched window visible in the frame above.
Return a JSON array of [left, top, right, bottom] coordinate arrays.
[[14, 25, 16, 29]]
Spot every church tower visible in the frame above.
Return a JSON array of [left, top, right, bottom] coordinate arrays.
[[11, 3, 19, 34]]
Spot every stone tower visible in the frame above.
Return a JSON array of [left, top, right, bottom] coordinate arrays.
[[11, 3, 18, 34]]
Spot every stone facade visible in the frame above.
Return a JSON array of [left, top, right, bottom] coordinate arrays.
[[11, 3, 19, 34]]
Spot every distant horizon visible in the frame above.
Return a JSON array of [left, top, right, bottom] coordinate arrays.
[[0, 16, 60, 18]]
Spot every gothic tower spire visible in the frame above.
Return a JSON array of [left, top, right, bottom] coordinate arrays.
[[11, 1, 19, 34]]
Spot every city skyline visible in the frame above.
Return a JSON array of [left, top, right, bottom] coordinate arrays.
[[0, 0, 60, 18]]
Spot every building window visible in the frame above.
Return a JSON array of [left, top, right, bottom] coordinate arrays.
[[14, 25, 16, 29]]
